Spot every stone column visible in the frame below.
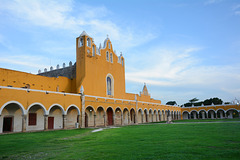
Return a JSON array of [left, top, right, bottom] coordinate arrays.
[[152, 114, 154, 122], [128, 113, 130, 124], [77, 115, 81, 128], [206, 113, 208, 119], [146, 113, 149, 122], [121, 114, 123, 126], [201, 112, 205, 119], [135, 100, 138, 124], [104, 114, 107, 127], [220, 111, 223, 119], [211, 112, 214, 119], [238, 112, 240, 119], [63, 115, 67, 129], [81, 94, 85, 128], [113, 114, 115, 125], [228, 111, 233, 119], [22, 114, 27, 132], [44, 115, 48, 130], [94, 114, 96, 127], [141, 114, 143, 123]]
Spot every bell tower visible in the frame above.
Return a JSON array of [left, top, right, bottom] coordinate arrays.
[[76, 31, 89, 93]]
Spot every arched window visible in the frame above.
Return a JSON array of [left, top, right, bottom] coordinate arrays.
[[78, 38, 83, 47], [107, 77, 111, 95], [106, 52, 109, 61], [108, 41, 111, 49], [106, 74, 114, 96], [121, 58, 124, 66], [110, 53, 113, 63], [87, 38, 91, 47], [92, 45, 95, 56]]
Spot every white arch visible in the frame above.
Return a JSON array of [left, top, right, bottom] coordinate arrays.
[[190, 110, 198, 114], [27, 102, 47, 115], [66, 104, 80, 115], [115, 107, 122, 114], [138, 108, 143, 114], [97, 106, 106, 113], [144, 108, 149, 114], [182, 110, 189, 114], [130, 108, 136, 112], [198, 109, 207, 114], [123, 107, 129, 113], [226, 108, 239, 113], [0, 101, 26, 115], [216, 108, 226, 113], [207, 109, 216, 113], [48, 104, 65, 115], [86, 105, 96, 113], [106, 106, 114, 112], [149, 108, 153, 114]]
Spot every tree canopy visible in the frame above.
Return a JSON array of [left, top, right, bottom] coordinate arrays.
[[182, 97, 223, 107], [166, 101, 177, 105]]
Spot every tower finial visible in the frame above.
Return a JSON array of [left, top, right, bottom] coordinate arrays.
[[107, 34, 109, 38]]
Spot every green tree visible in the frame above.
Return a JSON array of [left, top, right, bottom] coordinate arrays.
[[166, 101, 177, 105], [189, 98, 199, 103]]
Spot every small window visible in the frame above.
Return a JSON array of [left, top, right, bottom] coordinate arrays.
[[92, 45, 95, 56], [121, 58, 124, 66], [108, 41, 111, 49], [106, 52, 109, 61], [110, 53, 113, 63], [29, 113, 37, 125], [87, 38, 91, 47]]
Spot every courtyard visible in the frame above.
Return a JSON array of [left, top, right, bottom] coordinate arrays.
[[0, 120, 240, 159]]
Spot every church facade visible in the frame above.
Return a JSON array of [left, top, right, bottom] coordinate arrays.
[[0, 31, 239, 133]]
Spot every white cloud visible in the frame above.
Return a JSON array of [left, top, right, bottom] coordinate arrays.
[[232, 4, 240, 16], [204, 0, 223, 5], [0, 0, 156, 51], [125, 46, 240, 93], [0, 55, 50, 71]]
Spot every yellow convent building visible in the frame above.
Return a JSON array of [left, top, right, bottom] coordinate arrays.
[[0, 31, 239, 133]]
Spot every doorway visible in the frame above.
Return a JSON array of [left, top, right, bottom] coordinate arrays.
[[3, 117, 13, 132], [48, 117, 54, 129]]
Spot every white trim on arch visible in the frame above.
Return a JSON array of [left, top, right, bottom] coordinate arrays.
[[138, 108, 143, 114], [216, 108, 226, 113], [66, 104, 80, 115], [27, 102, 47, 115], [190, 110, 198, 114], [115, 107, 122, 114], [47, 104, 66, 115], [86, 105, 96, 113], [225, 108, 239, 113], [182, 110, 189, 114], [144, 108, 149, 114], [207, 109, 216, 114], [0, 101, 26, 115], [198, 109, 207, 114]]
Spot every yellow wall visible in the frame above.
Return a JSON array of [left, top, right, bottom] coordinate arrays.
[[0, 68, 74, 93]]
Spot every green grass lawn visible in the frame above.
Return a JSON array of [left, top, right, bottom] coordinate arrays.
[[1, 122, 240, 160]]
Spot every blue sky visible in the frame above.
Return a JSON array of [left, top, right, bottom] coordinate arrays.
[[0, 0, 240, 105]]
